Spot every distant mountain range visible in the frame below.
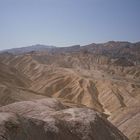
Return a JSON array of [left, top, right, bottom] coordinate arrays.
[[0, 44, 56, 55], [1, 41, 140, 60]]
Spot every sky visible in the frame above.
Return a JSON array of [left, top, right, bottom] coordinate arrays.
[[0, 0, 140, 50]]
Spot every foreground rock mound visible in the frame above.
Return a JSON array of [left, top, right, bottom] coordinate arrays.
[[0, 98, 128, 140]]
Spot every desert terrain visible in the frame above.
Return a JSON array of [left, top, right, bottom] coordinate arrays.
[[0, 41, 139, 140]]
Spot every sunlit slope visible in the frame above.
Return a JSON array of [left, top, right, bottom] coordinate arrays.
[[0, 62, 45, 105]]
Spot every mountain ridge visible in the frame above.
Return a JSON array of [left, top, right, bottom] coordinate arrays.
[[1, 41, 140, 55], [0, 44, 56, 55]]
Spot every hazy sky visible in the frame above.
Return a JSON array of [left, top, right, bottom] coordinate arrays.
[[0, 0, 140, 50]]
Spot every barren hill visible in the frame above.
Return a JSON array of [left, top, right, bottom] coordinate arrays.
[[0, 41, 140, 140]]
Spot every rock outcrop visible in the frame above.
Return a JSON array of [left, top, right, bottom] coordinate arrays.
[[0, 98, 128, 140]]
